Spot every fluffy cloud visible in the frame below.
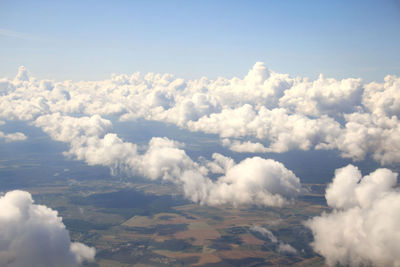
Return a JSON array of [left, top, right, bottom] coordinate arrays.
[[206, 157, 302, 207], [221, 139, 270, 153], [33, 113, 302, 207], [306, 165, 400, 266], [363, 75, 400, 117], [34, 113, 112, 142], [0, 190, 95, 267], [279, 74, 363, 117], [1, 64, 400, 164], [190, 106, 341, 153], [337, 112, 400, 164]]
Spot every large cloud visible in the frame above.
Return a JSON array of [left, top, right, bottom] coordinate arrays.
[[33, 113, 303, 207], [279, 74, 363, 117], [1, 64, 400, 164], [206, 157, 302, 207], [189, 105, 341, 153], [306, 165, 400, 266], [0, 190, 95, 267], [363, 75, 400, 117], [337, 112, 400, 164]]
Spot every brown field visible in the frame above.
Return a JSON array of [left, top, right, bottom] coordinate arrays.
[[154, 250, 222, 266], [123, 213, 194, 227], [240, 234, 264, 245], [174, 227, 220, 246]]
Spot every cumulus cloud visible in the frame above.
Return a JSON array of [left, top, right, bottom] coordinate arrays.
[[203, 153, 235, 174], [0, 190, 95, 267], [1, 64, 400, 164], [337, 112, 400, 164], [32, 113, 303, 207], [306, 165, 400, 266], [363, 75, 400, 117], [206, 157, 302, 207], [190, 106, 341, 153], [279, 74, 363, 117]]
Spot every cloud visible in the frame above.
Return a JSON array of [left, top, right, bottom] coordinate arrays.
[[1, 63, 400, 164], [14, 66, 30, 82], [337, 112, 400, 164], [203, 153, 235, 174], [251, 226, 297, 255], [189, 106, 341, 153], [279, 74, 363, 117], [33, 113, 303, 207], [363, 75, 400, 117], [221, 139, 270, 153], [206, 157, 302, 207], [0, 190, 95, 267], [306, 165, 400, 266], [0, 131, 27, 143], [2, 60, 400, 265], [34, 113, 112, 142]]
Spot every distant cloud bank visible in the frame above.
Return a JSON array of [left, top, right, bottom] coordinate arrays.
[[1, 62, 399, 164]]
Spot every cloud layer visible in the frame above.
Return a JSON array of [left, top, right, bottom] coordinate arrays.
[[0, 190, 95, 267], [1, 63, 399, 208], [306, 165, 400, 266], [1, 63, 399, 164]]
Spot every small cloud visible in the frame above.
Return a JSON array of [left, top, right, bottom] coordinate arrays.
[[251, 226, 297, 255], [0, 131, 27, 143]]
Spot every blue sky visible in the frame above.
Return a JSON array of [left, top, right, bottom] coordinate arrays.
[[1, 0, 399, 81]]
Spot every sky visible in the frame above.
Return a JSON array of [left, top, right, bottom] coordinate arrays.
[[1, 0, 399, 81]]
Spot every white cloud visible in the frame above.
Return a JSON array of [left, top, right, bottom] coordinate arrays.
[[251, 226, 297, 255], [222, 139, 271, 153], [363, 75, 400, 118], [1, 63, 400, 164], [337, 112, 400, 164], [203, 153, 235, 174], [2, 61, 400, 265], [34, 113, 112, 142], [14, 66, 30, 82], [0, 131, 27, 143], [206, 157, 302, 207], [306, 165, 400, 266], [279, 74, 363, 117], [0, 190, 95, 267], [190, 106, 341, 153], [251, 226, 278, 243], [33, 113, 302, 207]]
